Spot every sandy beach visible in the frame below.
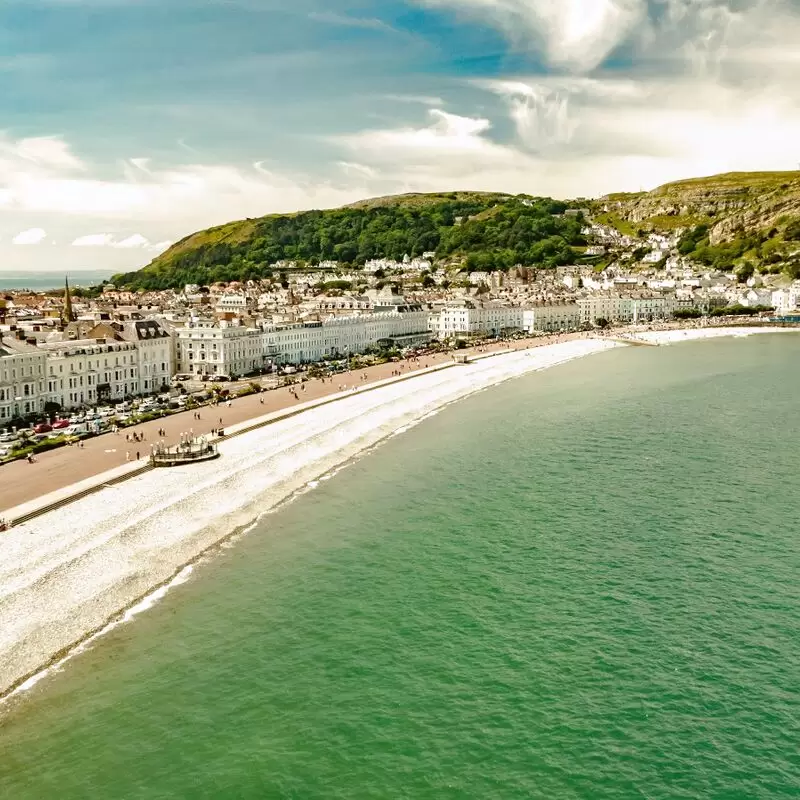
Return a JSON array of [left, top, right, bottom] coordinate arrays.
[[0, 335, 582, 513], [0, 336, 614, 699], [0, 324, 795, 700]]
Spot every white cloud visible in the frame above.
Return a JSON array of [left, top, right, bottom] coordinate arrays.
[[413, 0, 646, 71], [0, 133, 367, 225], [480, 71, 800, 174], [1, 135, 85, 171], [413, 0, 800, 79], [114, 233, 150, 248], [70, 232, 160, 249], [149, 240, 173, 253], [340, 110, 501, 160], [71, 232, 115, 247], [12, 227, 47, 245]]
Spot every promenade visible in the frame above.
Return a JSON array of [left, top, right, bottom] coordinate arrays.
[[0, 335, 575, 512]]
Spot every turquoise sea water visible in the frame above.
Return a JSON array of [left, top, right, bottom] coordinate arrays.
[[0, 270, 113, 290], [1, 336, 799, 798]]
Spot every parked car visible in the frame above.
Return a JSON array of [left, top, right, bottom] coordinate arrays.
[[51, 419, 71, 429], [0, 432, 18, 444], [33, 423, 52, 434]]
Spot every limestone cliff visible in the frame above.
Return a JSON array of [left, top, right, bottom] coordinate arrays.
[[599, 172, 800, 244]]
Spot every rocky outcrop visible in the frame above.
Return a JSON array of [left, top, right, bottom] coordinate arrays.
[[601, 172, 800, 243]]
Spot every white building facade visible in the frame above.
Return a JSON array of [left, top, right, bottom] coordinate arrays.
[[121, 320, 174, 395], [174, 321, 265, 378], [0, 336, 47, 421], [435, 301, 525, 339], [176, 300, 431, 375], [266, 301, 431, 364], [577, 294, 682, 325], [523, 302, 581, 333], [40, 338, 141, 410]]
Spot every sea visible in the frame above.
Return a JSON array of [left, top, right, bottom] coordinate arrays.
[[0, 270, 113, 291], [1, 334, 798, 799]]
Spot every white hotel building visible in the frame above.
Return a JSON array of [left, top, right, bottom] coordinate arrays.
[[174, 321, 265, 379], [40, 338, 142, 409], [0, 335, 47, 421], [120, 320, 173, 395], [577, 293, 682, 325], [523, 302, 581, 333], [435, 301, 525, 338], [174, 298, 431, 377]]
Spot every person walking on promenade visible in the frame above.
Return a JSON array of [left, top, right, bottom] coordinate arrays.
[[126, 451, 130, 462], [136, 451, 140, 461]]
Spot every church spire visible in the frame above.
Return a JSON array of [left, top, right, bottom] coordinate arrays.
[[63, 276, 75, 323]]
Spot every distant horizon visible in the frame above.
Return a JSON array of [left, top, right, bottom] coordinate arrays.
[[2, 0, 800, 273], [0, 269, 115, 291]]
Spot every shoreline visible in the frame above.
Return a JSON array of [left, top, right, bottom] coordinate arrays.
[[1, 325, 796, 702], [0, 338, 616, 701]]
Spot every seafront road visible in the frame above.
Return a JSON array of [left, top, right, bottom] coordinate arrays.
[[0, 335, 579, 512]]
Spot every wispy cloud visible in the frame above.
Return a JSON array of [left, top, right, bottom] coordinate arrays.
[[307, 11, 397, 33], [383, 94, 445, 107]]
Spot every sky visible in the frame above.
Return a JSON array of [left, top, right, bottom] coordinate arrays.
[[2, 0, 800, 273]]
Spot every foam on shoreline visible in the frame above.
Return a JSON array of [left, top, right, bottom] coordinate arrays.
[[0, 338, 619, 700], [627, 326, 799, 345]]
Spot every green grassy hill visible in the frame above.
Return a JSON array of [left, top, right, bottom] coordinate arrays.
[[111, 172, 800, 290], [112, 192, 585, 290]]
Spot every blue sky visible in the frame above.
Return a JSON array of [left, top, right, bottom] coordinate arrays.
[[2, 0, 800, 272]]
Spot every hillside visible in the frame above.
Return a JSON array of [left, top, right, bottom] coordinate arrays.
[[112, 171, 800, 291], [595, 171, 800, 276], [598, 171, 800, 241], [112, 192, 585, 290]]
